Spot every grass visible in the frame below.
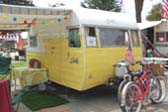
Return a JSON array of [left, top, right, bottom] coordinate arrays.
[[12, 60, 27, 67]]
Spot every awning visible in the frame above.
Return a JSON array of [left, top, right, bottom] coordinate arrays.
[[0, 4, 72, 30], [0, 24, 29, 30], [138, 21, 162, 30]]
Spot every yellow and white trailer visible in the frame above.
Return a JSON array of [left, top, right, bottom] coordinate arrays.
[[0, 5, 142, 91]]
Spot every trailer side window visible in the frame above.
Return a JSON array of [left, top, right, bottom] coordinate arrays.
[[30, 34, 37, 47], [99, 28, 126, 47], [68, 28, 81, 47], [85, 27, 97, 48], [156, 32, 165, 42]]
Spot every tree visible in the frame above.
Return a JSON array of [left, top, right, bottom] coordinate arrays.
[[0, 0, 34, 6], [81, 0, 121, 12], [146, 3, 162, 21], [134, 0, 144, 22]]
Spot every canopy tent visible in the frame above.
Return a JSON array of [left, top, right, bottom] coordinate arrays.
[[0, 34, 18, 40]]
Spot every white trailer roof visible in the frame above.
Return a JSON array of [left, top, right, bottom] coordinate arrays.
[[138, 21, 162, 30], [72, 7, 138, 29], [0, 4, 138, 30]]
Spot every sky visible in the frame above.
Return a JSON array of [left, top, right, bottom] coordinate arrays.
[[33, 0, 162, 22], [33, 0, 81, 7]]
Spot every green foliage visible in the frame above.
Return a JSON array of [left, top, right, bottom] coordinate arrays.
[[146, 3, 162, 21], [81, 0, 121, 12], [0, 0, 34, 6]]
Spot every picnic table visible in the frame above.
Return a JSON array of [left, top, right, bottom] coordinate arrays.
[[12, 67, 48, 90]]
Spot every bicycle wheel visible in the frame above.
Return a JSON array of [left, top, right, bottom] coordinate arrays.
[[118, 80, 128, 106], [120, 82, 142, 112], [150, 76, 167, 103]]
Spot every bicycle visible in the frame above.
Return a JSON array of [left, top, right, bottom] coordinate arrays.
[[116, 61, 142, 107], [118, 61, 167, 112]]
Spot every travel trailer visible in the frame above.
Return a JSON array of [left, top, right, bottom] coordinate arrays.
[[0, 4, 142, 91]]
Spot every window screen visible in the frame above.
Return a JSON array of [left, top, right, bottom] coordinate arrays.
[[30, 35, 37, 47], [85, 27, 97, 48], [156, 32, 165, 42], [68, 28, 81, 47], [99, 28, 126, 47]]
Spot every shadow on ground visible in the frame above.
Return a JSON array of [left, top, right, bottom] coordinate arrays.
[[17, 80, 168, 112], [45, 81, 168, 112]]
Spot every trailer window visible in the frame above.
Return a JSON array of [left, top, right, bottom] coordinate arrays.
[[68, 28, 81, 47], [85, 27, 97, 48], [131, 31, 140, 47], [30, 35, 37, 47], [156, 32, 165, 42], [99, 28, 126, 47]]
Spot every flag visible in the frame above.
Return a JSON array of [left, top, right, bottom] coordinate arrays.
[[125, 37, 135, 63], [162, 0, 168, 19]]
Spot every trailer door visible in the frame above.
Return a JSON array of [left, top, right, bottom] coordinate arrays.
[[60, 27, 84, 90]]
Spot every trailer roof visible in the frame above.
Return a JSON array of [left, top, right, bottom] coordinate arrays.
[[73, 7, 138, 29], [137, 21, 162, 30], [0, 4, 138, 30]]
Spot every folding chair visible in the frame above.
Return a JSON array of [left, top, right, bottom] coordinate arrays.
[[0, 56, 23, 112], [0, 56, 12, 80]]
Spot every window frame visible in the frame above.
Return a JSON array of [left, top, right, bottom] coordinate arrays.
[[85, 27, 98, 48], [68, 28, 81, 48], [155, 32, 167, 42], [99, 28, 127, 48]]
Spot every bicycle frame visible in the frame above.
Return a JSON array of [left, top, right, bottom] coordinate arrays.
[[136, 70, 152, 101]]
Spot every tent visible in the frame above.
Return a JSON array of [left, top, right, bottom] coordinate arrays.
[[0, 34, 18, 40]]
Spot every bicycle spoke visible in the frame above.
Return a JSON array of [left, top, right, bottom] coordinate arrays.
[[150, 76, 167, 103], [125, 84, 141, 112]]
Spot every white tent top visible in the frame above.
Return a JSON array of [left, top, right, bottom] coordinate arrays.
[[0, 4, 138, 30]]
